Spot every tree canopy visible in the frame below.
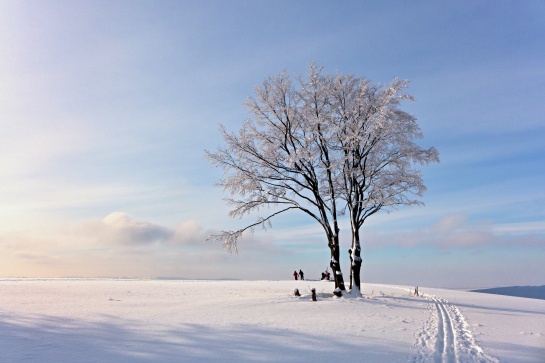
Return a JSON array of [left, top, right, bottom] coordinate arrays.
[[206, 64, 438, 292]]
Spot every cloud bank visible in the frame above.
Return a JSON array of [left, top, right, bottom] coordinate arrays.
[[0, 212, 295, 280], [0, 211, 544, 288], [363, 214, 545, 250]]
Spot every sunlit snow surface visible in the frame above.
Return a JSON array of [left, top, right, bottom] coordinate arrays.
[[0, 279, 543, 362]]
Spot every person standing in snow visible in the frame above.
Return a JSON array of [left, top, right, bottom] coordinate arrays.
[[293, 271, 298, 280], [299, 269, 304, 280]]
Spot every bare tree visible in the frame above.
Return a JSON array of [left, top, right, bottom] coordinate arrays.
[[323, 72, 439, 293], [206, 64, 438, 294], [205, 68, 347, 291]]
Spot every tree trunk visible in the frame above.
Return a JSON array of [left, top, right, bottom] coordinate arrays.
[[348, 248, 353, 290], [328, 235, 346, 291], [350, 228, 363, 292]]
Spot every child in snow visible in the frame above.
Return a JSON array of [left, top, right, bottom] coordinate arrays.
[[293, 271, 298, 280]]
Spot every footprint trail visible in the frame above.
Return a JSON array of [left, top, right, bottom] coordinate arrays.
[[411, 295, 498, 363]]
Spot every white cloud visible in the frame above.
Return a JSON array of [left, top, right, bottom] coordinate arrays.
[[493, 221, 545, 235], [364, 213, 545, 250], [170, 220, 207, 246], [100, 212, 173, 245]]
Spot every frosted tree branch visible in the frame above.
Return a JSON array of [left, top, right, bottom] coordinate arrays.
[[205, 63, 438, 292], [206, 206, 298, 254]]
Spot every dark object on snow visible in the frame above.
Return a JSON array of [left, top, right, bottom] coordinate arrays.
[[299, 269, 304, 280], [333, 288, 342, 297], [321, 270, 331, 280], [311, 288, 317, 301], [294, 288, 300, 297], [293, 271, 298, 280], [414, 286, 420, 297]]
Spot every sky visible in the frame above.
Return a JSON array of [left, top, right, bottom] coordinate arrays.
[[1, 1, 544, 288]]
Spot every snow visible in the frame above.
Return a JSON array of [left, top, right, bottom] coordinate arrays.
[[0, 279, 543, 362]]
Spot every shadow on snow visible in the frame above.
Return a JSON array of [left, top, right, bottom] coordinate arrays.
[[0, 312, 405, 362]]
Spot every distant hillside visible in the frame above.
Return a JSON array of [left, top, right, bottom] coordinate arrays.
[[472, 285, 545, 300]]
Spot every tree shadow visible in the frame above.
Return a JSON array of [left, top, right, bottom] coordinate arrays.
[[0, 312, 406, 362], [484, 340, 545, 363]]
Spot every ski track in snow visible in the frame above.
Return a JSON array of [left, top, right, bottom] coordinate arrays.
[[411, 295, 498, 363]]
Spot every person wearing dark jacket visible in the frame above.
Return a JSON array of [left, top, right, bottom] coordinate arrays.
[[299, 269, 304, 280], [293, 270, 298, 280]]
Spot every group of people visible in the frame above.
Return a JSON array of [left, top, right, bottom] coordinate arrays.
[[293, 269, 304, 280], [321, 270, 331, 280], [292, 269, 331, 281]]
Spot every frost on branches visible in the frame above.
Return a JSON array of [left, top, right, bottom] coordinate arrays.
[[324, 71, 440, 291], [205, 63, 438, 293]]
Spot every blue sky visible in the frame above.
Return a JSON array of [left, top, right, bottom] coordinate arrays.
[[1, 1, 543, 288]]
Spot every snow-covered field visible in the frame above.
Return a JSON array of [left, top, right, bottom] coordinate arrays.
[[0, 279, 543, 362]]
